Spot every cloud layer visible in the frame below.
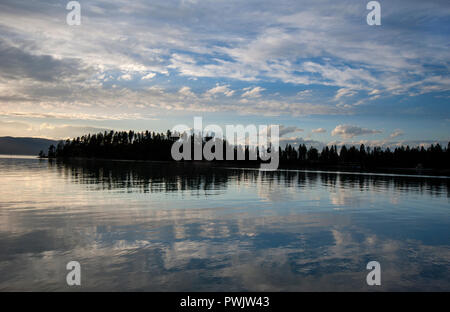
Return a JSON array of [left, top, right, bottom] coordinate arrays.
[[0, 0, 448, 141]]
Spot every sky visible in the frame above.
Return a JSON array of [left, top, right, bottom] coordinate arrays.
[[0, 0, 449, 148]]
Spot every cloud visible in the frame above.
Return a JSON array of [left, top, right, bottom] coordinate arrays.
[[278, 126, 304, 137], [141, 73, 156, 80], [331, 124, 382, 139], [334, 88, 357, 100], [390, 129, 404, 139], [0, 119, 109, 139], [178, 86, 196, 98], [297, 90, 312, 98], [0, 0, 448, 99], [242, 87, 265, 98], [0, 0, 448, 139], [205, 84, 235, 97], [119, 73, 133, 80], [312, 128, 326, 134], [37, 124, 110, 139], [0, 111, 150, 121], [0, 39, 88, 82], [0, 119, 32, 134]]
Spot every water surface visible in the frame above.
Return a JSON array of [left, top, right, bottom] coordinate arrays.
[[0, 156, 449, 291]]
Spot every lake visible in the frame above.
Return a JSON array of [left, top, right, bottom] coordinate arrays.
[[0, 155, 449, 291]]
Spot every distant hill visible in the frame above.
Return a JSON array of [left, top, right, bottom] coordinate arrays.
[[0, 137, 58, 156]]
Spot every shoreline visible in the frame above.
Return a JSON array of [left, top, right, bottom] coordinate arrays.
[[40, 156, 450, 178]]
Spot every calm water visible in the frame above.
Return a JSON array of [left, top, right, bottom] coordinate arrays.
[[0, 156, 449, 291]]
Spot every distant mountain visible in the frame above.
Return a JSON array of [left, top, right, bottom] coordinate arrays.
[[0, 137, 58, 156]]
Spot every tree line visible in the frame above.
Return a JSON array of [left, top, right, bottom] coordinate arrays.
[[40, 130, 450, 170]]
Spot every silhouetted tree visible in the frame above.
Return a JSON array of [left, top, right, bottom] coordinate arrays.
[[48, 145, 56, 158], [45, 129, 450, 171]]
